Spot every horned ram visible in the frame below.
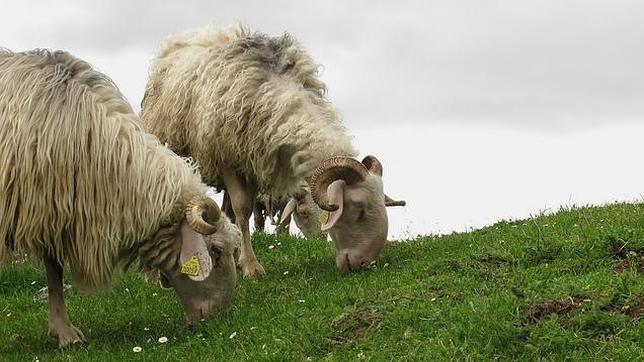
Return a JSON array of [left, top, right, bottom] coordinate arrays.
[[141, 25, 404, 276], [0, 49, 240, 347]]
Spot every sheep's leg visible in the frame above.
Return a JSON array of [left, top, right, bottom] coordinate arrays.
[[44, 254, 86, 348], [223, 170, 265, 277], [253, 201, 266, 232], [221, 190, 235, 221], [220, 191, 241, 261]]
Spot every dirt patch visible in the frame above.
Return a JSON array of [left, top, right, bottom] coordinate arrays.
[[475, 254, 511, 265], [626, 297, 644, 319], [523, 296, 587, 324], [601, 295, 644, 320], [330, 306, 383, 344], [614, 258, 644, 273], [607, 236, 644, 273]]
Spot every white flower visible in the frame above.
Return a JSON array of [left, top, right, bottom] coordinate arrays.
[[158, 337, 168, 344], [30, 281, 36, 285], [229, 331, 237, 339], [283, 271, 289, 275], [268, 245, 275, 250], [132, 346, 142, 353], [143, 327, 149, 331], [298, 299, 305, 303], [277, 242, 282, 246]]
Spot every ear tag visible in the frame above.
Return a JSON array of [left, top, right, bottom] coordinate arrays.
[[319, 210, 329, 225], [180, 254, 201, 276]]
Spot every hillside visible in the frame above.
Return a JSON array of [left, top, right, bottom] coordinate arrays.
[[1, 203, 643, 360]]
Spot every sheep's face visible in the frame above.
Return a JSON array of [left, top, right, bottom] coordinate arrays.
[[311, 156, 405, 273], [324, 176, 388, 272], [280, 188, 327, 239], [160, 215, 241, 323]]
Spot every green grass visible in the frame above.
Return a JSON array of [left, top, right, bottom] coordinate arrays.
[[2, 203, 644, 361]]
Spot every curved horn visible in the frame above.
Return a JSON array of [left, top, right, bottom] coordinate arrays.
[[311, 157, 369, 211], [362, 155, 383, 176], [185, 195, 221, 235], [385, 194, 406, 207]]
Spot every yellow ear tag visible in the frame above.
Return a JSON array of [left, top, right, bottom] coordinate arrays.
[[180, 255, 201, 277], [319, 210, 329, 225]]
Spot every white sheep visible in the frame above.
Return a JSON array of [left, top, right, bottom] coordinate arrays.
[[0, 49, 240, 347], [225, 185, 327, 239], [141, 24, 404, 276]]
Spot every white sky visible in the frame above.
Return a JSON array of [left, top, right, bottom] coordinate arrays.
[[3, 1, 644, 238]]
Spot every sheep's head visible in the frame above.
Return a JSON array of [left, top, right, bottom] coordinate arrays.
[[153, 195, 240, 323], [278, 184, 327, 239], [310, 156, 405, 273]]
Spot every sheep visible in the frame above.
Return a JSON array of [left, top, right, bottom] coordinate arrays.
[[144, 219, 238, 313], [141, 24, 404, 276], [224, 185, 327, 239], [272, 183, 327, 240], [253, 193, 290, 234], [0, 49, 240, 348], [221, 192, 284, 234]]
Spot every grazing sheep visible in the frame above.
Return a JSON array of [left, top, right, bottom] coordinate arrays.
[[253, 193, 290, 234], [220, 192, 285, 234], [145, 218, 238, 314], [141, 24, 404, 276], [310, 155, 406, 272], [0, 49, 240, 348], [275, 183, 327, 240], [225, 184, 327, 239]]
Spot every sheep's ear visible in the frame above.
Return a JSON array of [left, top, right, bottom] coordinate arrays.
[[178, 222, 213, 281], [321, 180, 344, 231], [279, 199, 297, 226]]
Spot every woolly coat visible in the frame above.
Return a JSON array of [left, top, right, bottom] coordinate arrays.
[[141, 25, 358, 196], [0, 49, 207, 291]]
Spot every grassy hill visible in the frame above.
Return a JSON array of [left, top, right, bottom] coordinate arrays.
[[1, 203, 644, 360]]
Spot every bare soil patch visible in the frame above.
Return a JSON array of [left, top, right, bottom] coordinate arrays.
[[601, 295, 644, 320], [607, 237, 644, 273], [523, 296, 586, 324], [330, 306, 384, 344]]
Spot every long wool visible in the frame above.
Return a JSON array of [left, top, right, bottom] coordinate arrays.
[[0, 49, 206, 291], [141, 24, 358, 196]]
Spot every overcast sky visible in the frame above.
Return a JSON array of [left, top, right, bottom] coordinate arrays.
[[3, 1, 644, 237]]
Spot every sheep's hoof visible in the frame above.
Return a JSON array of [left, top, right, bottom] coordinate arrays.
[[240, 260, 265, 278], [48, 322, 87, 348]]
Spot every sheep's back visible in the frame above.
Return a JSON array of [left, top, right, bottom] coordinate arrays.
[[142, 25, 357, 197], [0, 49, 203, 290]]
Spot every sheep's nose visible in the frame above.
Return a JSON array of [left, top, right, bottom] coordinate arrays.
[[336, 251, 374, 273]]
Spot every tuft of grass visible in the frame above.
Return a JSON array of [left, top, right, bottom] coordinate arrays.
[[1, 202, 644, 360]]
